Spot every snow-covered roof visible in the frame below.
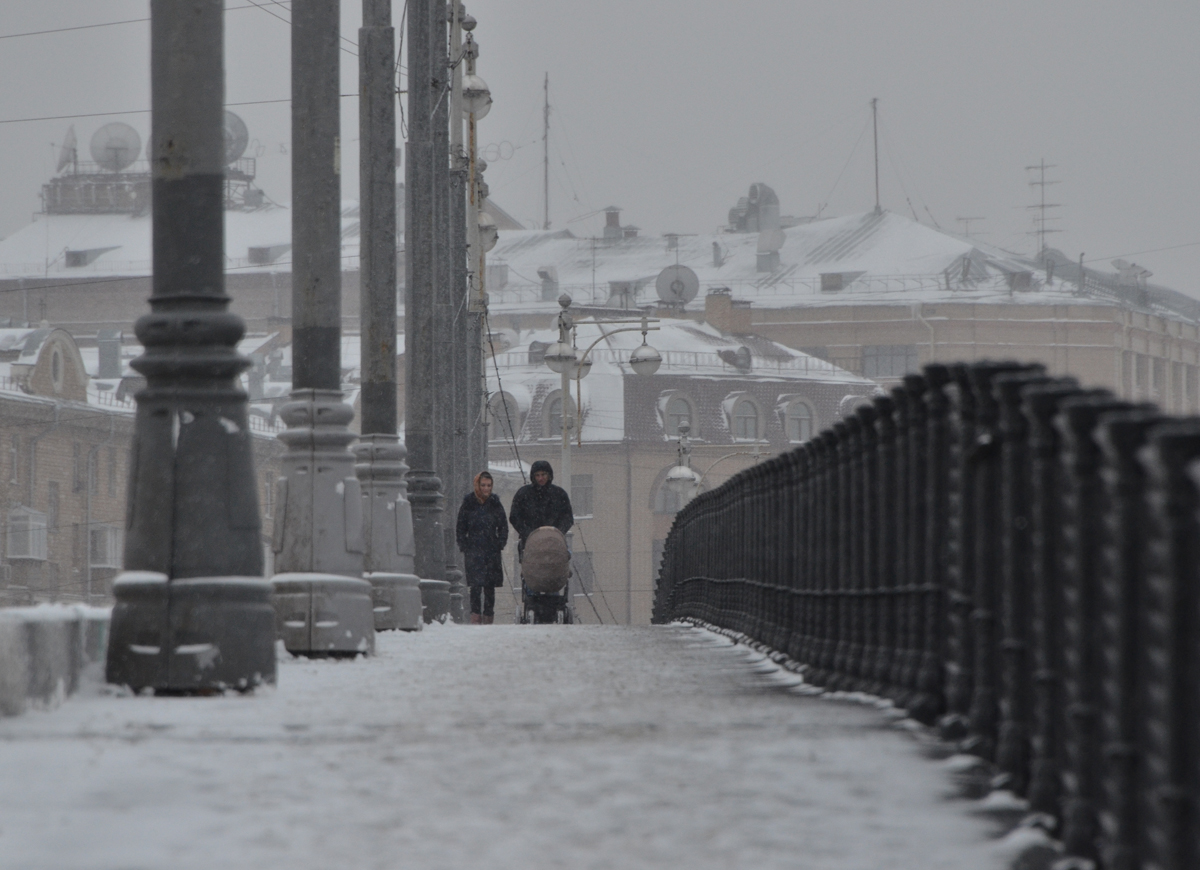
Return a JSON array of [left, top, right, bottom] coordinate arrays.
[[0, 201, 362, 279], [483, 210, 1200, 321]]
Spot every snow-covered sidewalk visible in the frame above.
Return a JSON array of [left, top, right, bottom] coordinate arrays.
[[0, 624, 1024, 869]]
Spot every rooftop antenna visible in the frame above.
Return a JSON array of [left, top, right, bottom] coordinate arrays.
[[872, 97, 881, 215], [542, 72, 550, 230], [89, 122, 141, 172], [956, 216, 985, 239], [55, 125, 78, 175], [1025, 159, 1062, 256]]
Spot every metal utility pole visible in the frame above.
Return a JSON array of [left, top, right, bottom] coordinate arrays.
[[355, 0, 422, 631], [405, 0, 450, 619], [872, 97, 881, 215], [543, 72, 550, 230], [271, 0, 375, 655], [107, 0, 275, 691], [462, 18, 490, 491], [432, 0, 465, 621]]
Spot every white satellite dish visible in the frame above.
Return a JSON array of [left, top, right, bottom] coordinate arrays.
[[656, 264, 699, 306], [89, 122, 141, 172], [223, 111, 249, 164], [56, 125, 78, 174]]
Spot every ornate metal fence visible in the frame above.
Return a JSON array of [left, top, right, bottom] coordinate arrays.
[[653, 360, 1200, 870]]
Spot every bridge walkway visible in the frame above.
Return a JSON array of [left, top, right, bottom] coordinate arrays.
[[0, 624, 1034, 869]]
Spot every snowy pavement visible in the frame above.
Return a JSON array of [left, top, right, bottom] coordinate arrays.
[[0, 624, 1029, 870]]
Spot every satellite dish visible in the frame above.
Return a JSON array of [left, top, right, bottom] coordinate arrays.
[[89, 123, 141, 172], [56, 125, 78, 174], [223, 111, 249, 164], [656, 264, 699, 306]]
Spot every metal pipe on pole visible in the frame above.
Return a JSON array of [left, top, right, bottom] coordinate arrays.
[[405, 0, 450, 620], [432, 0, 465, 621], [271, 0, 375, 656], [107, 0, 276, 691], [355, 0, 422, 631]]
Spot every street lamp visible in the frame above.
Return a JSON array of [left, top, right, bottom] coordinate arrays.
[[665, 423, 702, 500], [544, 294, 661, 491]]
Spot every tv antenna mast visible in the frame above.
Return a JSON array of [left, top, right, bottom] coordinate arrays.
[[1026, 159, 1062, 256], [871, 97, 881, 215], [542, 72, 550, 230]]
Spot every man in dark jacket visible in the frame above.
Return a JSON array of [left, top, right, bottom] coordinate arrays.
[[456, 471, 509, 624], [508, 459, 573, 556]]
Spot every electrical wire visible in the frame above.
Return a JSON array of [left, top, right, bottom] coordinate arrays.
[[0, 3, 289, 42]]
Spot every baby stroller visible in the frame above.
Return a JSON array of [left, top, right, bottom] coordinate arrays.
[[518, 526, 574, 624]]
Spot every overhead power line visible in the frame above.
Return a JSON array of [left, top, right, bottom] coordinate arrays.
[[0, 3, 291, 42]]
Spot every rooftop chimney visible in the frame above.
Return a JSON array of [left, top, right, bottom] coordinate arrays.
[[603, 206, 622, 240]]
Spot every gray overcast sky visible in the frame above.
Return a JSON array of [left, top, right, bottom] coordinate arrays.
[[1, 2, 1198, 292]]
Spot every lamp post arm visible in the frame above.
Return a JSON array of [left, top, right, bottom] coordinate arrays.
[[573, 324, 661, 371], [696, 450, 765, 484]]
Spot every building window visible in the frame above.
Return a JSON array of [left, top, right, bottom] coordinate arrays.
[[72, 442, 84, 492], [665, 395, 693, 436], [784, 401, 815, 443], [571, 474, 593, 518], [732, 398, 760, 440], [107, 447, 117, 497], [263, 472, 274, 518], [571, 550, 595, 594], [8, 507, 48, 561], [89, 524, 123, 569], [861, 344, 918, 379], [488, 392, 523, 442], [51, 349, 63, 391], [543, 392, 575, 438], [29, 440, 37, 490], [47, 482, 59, 533], [9, 435, 17, 484]]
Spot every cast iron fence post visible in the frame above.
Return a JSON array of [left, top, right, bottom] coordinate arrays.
[[872, 393, 897, 697], [1095, 409, 1164, 870], [1139, 421, 1200, 870], [967, 362, 1040, 758], [992, 371, 1055, 792], [941, 364, 976, 737], [916, 364, 952, 724]]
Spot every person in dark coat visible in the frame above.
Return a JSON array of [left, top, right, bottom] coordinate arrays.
[[456, 471, 509, 624], [508, 459, 573, 557]]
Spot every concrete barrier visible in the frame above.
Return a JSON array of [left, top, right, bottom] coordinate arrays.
[[0, 604, 110, 717]]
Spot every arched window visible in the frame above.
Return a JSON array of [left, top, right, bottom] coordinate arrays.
[[488, 392, 523, 442], [784, 400, 814, 443], [732, 397, 760, 440], [665, 395, 693, 436], [543, 392, 576, 438]]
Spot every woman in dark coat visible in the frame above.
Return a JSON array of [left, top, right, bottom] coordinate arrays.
[[456, 471, 509, 624]]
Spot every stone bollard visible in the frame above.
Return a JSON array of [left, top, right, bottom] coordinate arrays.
[[1095, 409, 1164, 870]]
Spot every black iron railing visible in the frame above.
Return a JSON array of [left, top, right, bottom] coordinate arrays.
[[653, 360, 1200, 870]]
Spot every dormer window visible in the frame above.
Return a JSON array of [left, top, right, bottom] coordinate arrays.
[[732, 397, 761, 441]]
